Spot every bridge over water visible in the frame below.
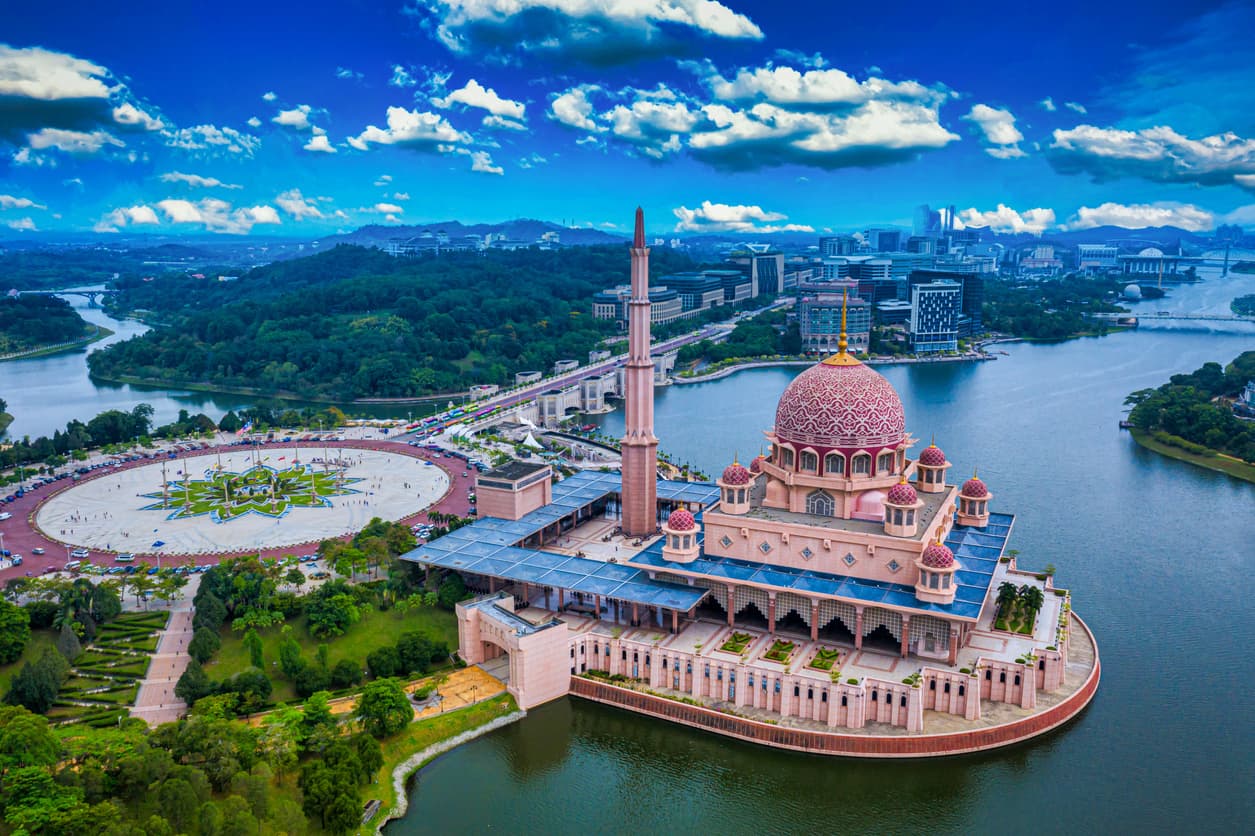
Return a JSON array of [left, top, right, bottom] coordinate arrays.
[[19, 288, 118, 306], [1091, 311, 1255, 327]]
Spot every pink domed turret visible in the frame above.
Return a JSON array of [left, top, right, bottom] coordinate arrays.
[[919, 444, 946, 467], [667, 509, 696, 531], [722, 462, 752, 485], [961, 476, 988, 498], [921, 541, 955, 568], [887, 480, 918, 506], [749, 455, 764, 473]]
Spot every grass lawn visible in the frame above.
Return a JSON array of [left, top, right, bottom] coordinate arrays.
[[207, 605, 458, 703], [807, 647, 840, 671], [719, 631, 753, 654], [763, 639, 795, 663], [362, 693, 518, 833], [1130, 428, 1255, 484], [0, 629, 56, 694], [994, 601, 1037, 636]]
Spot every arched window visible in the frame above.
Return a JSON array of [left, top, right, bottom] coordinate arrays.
[[736, 489, 745, 503], [905, 509, 915, 525], [799, 450, 818, 472], [725, 488, 736, 503], [824, 452, 845, 476], [941, 574, 950, 589], [852, 453, 871, 475], [780, 447, 795, 468], [929, 572, 939, 589], [877, 452, 894, 474], [806, 490, 835, 517]]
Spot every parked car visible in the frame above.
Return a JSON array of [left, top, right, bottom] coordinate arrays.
[[31, 547, 44, 555], [11, 556, 22, 566], [71, 548, 89, 559]]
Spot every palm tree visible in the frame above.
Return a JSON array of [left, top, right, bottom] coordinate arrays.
[[996, 582, 1019, 611], [1020, 585, 1045, 615]]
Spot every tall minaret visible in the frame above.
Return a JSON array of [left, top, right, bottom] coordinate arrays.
[[620, 207, 658, 536]]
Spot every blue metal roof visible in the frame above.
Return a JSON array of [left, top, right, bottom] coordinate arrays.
[[399, 469, 717, 610], [628, 512, 1014, 621]]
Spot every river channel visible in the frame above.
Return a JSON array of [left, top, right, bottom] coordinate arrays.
[[392, 266, 1255, 833]]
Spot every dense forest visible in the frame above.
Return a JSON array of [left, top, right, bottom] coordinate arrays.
[[1125, 351, 1255, 463], [1231, 294, 1255, 316], [0, 296, 93, 354], [677, 309, 799, 364], [982, 276, 1127, 340], [91, 245, 699, 400]]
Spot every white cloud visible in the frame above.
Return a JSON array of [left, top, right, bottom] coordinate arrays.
[[348, 107, 471, 150], [0, 195, 46, 210], [423, 0, 763, 64], [434, 79, 526, 121], [112, 102, 164, 131], [390, 65, 416, 88], [1064, 101, 1087, 114], [1064, 202, 1214, 232], [336, 67, 363, 80], [518, 152, 547, 168], [154, 198, 281, 233], [3, 217, 37, 231], [159, 171, 242, 189], [374, 175, 393, 185], [164, 124, 261, 157], [701, 63, 945, 109], [1039, 97, 1057, 112], [550, 66, 960, 170], [373, 202, 404, 214], [0, 44, 111, 101], [26, 127, 124, 154], [247, 116, 262, 128], [955, 204, 1055, 234], [964, 104, 1026, 159], [1050, 124, 1255, 186], [469, 149, 503, 175], [303, 134, 337, 153], [273, 104, 314, 130], [392, 192, 410, 200], [93, 204, 160, 232], [1219, 204, 1255, 226], [262, 91, 277, 102], [673, 200, 813, 233], [275, 189, 324, 220]]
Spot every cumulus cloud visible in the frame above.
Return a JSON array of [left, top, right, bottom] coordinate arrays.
[[673, 200, 813, 233], [112, 102, 164, 131], [262, 91, 277, 102], [247, 116, 262, 128], [275, 189, 324, 220], [374, 174, 393, 185], [1040, 97, 1057, 112], [434, 79, 526, 129], [336, 67, 363, 81], [3, 217, 36, 231], [416, 0, 763, 65], [0, 45, 116, 142], [954, 204, 1055, 234], [1236, 174, 1255, 192], [164, 124, 261, 156], [1049, 124, 1255, 187], [468, 149, 503, 174], [151, 198, 281, 233], [964, 104, 1025, 159], [303, 134, 336, 153], [550, 66, 959, 171], [373, 202, 405, 214], [0, 194, 46, 210], [1064, 101, 1086, 114], [348, 106, 471, 150], [273, 104, 314, 130], [93, 204, 160, 232], [1064, 201, 1214, 232], [26, 127, 124, 154], [159, 171, 242, 189], [518, 152, 547, 168]]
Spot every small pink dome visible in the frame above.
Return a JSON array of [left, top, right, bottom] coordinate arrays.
[[887, 481, 918, 505], [921, 542, 955, 569], [721, 463, 752, 485], [918, 444, 946, 467], [749, 456, 763, 473], [667, 509, 696, 531], [960, 477, 988, 498]]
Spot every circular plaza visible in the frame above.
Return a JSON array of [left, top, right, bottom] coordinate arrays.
[[35, 445, 450, 556]]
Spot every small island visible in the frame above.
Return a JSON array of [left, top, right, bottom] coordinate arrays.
[[1124, 350, 1255, 483], [1231, 294, 1255, 317], [0, 295, 107, 361]]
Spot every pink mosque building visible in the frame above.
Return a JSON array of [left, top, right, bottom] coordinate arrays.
[[407, 209, 1099, 756]]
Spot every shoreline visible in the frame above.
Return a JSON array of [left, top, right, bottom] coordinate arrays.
[[674, 353, 996, 385], [0, 324, 114, 362], [1129, 427, 1255, 484]]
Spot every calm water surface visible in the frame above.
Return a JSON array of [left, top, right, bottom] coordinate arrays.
[[395, 267, 1255, 833]]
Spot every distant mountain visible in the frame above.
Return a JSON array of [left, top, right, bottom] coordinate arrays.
[[317, 218, 625, 248], [1037, 225, 1211, 248]]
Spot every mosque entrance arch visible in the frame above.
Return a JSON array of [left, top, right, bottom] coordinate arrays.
[[736, 601, 769, 630], [862, 625, 898, 655], [806, 490, 835, 517], [479, 640, 513, 683]]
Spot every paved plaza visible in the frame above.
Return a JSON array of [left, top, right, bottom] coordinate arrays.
[[35, 447, 449, 555]]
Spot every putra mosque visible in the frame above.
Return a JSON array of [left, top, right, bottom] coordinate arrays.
[[403, 209, 1099, 755]]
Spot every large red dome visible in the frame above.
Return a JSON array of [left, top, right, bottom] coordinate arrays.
[[774, 360, 906, 449]]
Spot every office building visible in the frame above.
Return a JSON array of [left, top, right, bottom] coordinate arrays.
[[909, 281, 961, 353], [818, 235, 860, 256], [799, 293, 871, 355], [660, 272, 725, 312]]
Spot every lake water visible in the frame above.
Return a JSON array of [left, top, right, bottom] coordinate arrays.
[[392, 266, 1255, 833]]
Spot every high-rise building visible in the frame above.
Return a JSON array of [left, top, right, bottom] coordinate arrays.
[[914, 204, 942, 237], [659, 272, 725, 312], [864, 228, 904, 252], [620, 208, 658, 536], [799, 293, 871, 355], [909, 281, 961, 353], [818, 235, 860, 256]]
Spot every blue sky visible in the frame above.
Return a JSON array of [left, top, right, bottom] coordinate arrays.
[[1, 0, 1254, 238]]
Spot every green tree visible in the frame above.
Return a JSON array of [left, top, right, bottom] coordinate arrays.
[[156, 777, 201, 833], [5, 649, 69, 714], [176, 659, 214, 704], [242, 628, 264, 669], [356, 678, 412, 738], [0, 600, 31, 664], [0, 705, 60, 773], [55, 620, 81, 662], [277, 629, 305, 679], [188, 627, 221, 664], [284, 567, 305, 591]]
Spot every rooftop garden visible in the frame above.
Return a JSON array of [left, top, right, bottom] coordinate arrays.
[[719, 631, 754, 654], [994, 582, 1044, 636], [807, 647, 841, 671], [762, 639, 795, 664]]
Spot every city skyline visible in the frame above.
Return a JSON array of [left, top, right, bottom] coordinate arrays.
[[2, 0, 1254, 237]]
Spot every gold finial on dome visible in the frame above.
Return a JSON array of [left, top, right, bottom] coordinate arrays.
[[821, 288, 862, 367]]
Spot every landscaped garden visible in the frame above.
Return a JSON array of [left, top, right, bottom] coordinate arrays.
[[52, 610, 169, 727], [762, 639, 796, 663], [141, 461, 363, 521], [719, 631, 754, 654], [994, 582, 1045, 635], [807, 647, 841, 671]]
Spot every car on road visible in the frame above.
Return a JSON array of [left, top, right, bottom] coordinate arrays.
[[31, 547, 44, 555], [71, 548, 89, 559], [309, 571, 330, 580], [0, 513, 10, 521], [11, 556, 21, 566]]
